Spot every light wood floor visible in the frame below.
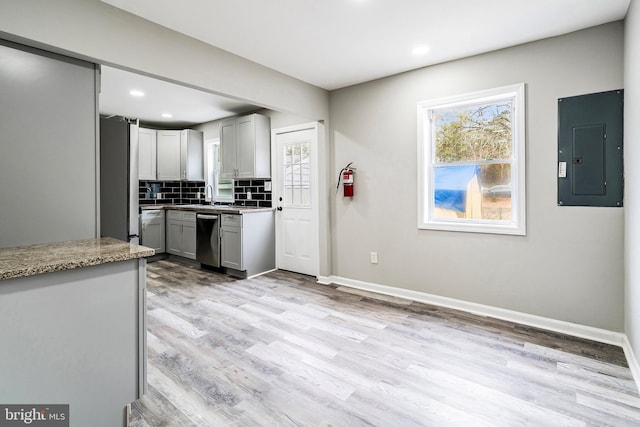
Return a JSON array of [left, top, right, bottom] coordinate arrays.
[[130, 259, 640, 426]]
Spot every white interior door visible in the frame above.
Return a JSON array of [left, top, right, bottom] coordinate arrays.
[[274, 124, 319, 276]]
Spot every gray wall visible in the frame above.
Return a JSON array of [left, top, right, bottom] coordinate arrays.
[[0, 0, 328, 123], [0, 260, 141, 427], [329, 22, 624, 331], [0, 41, 97, 247], [625, 4, 640, 356]]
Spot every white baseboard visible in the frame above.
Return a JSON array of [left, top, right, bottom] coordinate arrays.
[[316, 275, 332, 285], [315, 274, 640, 392], [321, 275, 625, 347], [622, 335, 640, 391]]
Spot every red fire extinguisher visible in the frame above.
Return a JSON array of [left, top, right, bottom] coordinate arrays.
[[338, 162, 355, 197]]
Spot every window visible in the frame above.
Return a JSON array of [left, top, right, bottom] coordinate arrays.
[[204, 139, 233, 201], [417, 83, 526, 235], [283, 142, 311, 207]]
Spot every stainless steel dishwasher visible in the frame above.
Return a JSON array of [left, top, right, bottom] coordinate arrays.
[[196, 213, 220, 268]]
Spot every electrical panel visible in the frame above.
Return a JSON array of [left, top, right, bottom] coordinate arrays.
[[557, 90, 623, 207]]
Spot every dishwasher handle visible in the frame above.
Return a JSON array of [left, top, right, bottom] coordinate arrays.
[[197, 214, 219, 220]]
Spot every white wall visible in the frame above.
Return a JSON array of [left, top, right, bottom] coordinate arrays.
[[0, 0, 328, 123], [330, 23, 624, 331], [625, 4, 640, 356]]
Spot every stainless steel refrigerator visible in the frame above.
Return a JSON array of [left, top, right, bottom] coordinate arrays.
[[100, 116, 140, 243]]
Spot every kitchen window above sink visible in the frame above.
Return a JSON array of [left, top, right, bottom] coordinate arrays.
[[205, 138, 234, 203]]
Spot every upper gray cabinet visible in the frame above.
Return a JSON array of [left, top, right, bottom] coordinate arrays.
[[157, 130, 181, 180], [181, 129, 203, 181], [220, 113, 271, 179], [156, 129, 203, 181], [138, 127, 157, 180]]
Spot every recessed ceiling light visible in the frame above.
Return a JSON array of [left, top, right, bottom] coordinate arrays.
[[161, 113, 173, 118], [129, 90, 144, 97], [412, 45, 430, 56]]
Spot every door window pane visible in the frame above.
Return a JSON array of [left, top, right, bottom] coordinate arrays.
[[283, 142, 311, 208]]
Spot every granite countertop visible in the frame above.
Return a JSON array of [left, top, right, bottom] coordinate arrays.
[[0, 237, 155, 281], [140, 204, 275, 214]]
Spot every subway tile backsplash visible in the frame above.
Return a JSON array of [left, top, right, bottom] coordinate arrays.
[[234, 179, 272, 208], [139, 179, 272, 208], [139, 180, 205, 206]]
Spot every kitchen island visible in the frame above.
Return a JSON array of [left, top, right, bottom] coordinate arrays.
[[0, 238, 154, 427]]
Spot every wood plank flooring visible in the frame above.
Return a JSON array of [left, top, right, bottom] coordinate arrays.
[[130, 259, 640, 426]]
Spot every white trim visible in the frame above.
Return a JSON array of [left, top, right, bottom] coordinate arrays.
[[247, 268, 277, 280], [622, 335, 640, 392], [316, 275, 332, 285], [322, 275, 625, 347], [417, 83, 527, 236]]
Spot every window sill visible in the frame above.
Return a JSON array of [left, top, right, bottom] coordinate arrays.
[[418, 220, 526, 236]]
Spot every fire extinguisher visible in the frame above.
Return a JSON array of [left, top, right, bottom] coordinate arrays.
[[337, 162, 356, 197]]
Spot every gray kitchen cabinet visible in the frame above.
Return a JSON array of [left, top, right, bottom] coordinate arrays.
[[220, 211, 275, 278], [138, 127, 157, 180], [140, 209, 165, 253], [157, 129, 204, 181], [166, 210, 196, 259], [221, 214, 243, 270], [220, 113, 271, 179], [157, 130, 181, 180], [180, 129, 204, 181]]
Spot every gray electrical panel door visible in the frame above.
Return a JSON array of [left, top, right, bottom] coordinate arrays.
[[557, 90, 623, 207]]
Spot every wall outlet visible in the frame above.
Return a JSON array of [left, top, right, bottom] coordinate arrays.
[[370, 251, 378, 264], [156, 193, 162, 199], [247, 191, 252, 200]]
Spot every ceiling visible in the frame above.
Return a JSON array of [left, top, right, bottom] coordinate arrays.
[[98, 0, 630, 126], [99, 66, 259, 127]]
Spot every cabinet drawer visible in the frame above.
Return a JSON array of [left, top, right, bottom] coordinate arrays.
[[167, 210, 182, 221], [221, 214, 242, 227], [141, 209, 164, 220], [167, 210, 197, 222], [182, 211, 196, 222]]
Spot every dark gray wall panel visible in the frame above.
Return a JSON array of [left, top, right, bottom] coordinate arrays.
[[0, 39, 97, 247]]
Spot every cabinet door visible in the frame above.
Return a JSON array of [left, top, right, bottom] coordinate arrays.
[[181, 129, 204, 181], [143, 218, 165, 253], [182, 220, 197, 260], [221, 226, 242, 270], [220, 119, 237, 178], [138, 128, 157, 180], [157, 130, 181, 180], [236, 115, 256, 178], [166, 220, 183, 255]]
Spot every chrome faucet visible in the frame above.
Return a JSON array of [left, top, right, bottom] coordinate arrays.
[[205, 184, 214, 201]]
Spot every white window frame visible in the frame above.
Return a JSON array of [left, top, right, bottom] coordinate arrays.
[[417, 83, 526, 235], [204, 138, 233, 202]]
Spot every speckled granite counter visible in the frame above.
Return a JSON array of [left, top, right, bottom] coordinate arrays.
[[0, 237, 155, 280], [140, 204, 274, 214]]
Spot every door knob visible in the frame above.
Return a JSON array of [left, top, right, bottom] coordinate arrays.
[[277, 207, 283, 211]]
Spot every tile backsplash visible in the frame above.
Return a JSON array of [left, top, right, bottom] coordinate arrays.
[[139, 179, 272, 208], [234, 179, 272, 208], [139, 180, 205, 206]]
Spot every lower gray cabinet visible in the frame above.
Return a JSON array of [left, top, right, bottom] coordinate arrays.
[[221, 214, 242, 270], [220, 212, 274, 278], [140, 210, 165, 253], [166, 210, 196, 259]]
